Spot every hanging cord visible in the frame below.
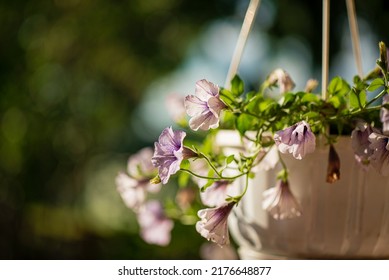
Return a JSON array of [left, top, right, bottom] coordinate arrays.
[[224, 0, 261, 90], [346, 0, 363, 78], [322, 0, 330, 100]]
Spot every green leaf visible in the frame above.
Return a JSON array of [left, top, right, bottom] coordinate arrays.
[[219, 88, 235, 107], [301, 92, 320, 103], [231, 75, 244, 96], [367, 78, 385, 91], [328, 76, 350, 97], [281, 92, 297, 107], [200, 179, 215, 192], [226, 155, 235, 164], [236, 114, 256, 135], [349, 89, 366, 109]]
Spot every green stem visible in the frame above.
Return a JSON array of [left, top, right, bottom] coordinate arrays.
[[365, 88, 387, 107], [180, 168, 248, 181], [200, 153, 222, 178]]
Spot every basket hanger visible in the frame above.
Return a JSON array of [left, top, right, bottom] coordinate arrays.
[[225, 0, 363, 100]]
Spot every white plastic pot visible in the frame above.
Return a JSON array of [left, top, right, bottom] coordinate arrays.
[[215, 130, 389, 259]]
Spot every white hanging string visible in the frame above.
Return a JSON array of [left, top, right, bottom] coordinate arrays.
[[346, 0, 363, 78], [224, 0, 261, 90], [322, 0, 330, 100]]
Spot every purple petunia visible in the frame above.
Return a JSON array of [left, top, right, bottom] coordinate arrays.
[[368, 132, 389, 176], [274, 121, 316, 160], [115, 147, 160, 211], [152, 127, 197, 184], [137, 200, 174, 246], [196, 202, 235, 247], [184, 79, 226, 131], [351, 121, 375, 169], [262, 180, 302, 220]]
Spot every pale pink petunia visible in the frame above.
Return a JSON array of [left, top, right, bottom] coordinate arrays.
[[351, 121, 377, 169], [252, 146, 279, 172], [368, 132, 389, 176], [262, 180, 302, 220], [267, 68, 295, 93], [274, 121, 316, 160], [116, 147, 160, 210], [152, 127, 197, 184], [184, 79, 226, 131], [137, 200, 174, 246], [196, 202, 235, 247], [200, 181, 230, 208], [116, 172, 147, 210]]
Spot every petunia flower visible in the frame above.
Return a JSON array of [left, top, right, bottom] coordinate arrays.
[[152, 127, 197, 184], [116, 147, 160, 211], [196, 202, 235, 247], [137, 200, 174, 246], [368, 132, 389, 176], [351, 121, 375, 168], [200, 181, 231, 208], [380, 95, 389, 134], [267, 68, 295, 93], [184, 79, 226, 131], [326, 144, 341, 183], [262, 180, 302, 220], [274, 121, 316, 160]]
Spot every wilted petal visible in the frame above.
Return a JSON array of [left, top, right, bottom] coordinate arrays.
[[137, 201, 174, 246], [262, 180, 302, 220], [196, 202, 235, 246], [274, 121, 316, 160], [267, 68, 295, 93], [326, 144, 341, 183], [368, 132, 389, 176]]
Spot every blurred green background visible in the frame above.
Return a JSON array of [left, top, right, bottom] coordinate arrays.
[[0, 0, 388, 259]]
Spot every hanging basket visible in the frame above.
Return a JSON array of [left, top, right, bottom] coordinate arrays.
[[216, 130, 389, 259]]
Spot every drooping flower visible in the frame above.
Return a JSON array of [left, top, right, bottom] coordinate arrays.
[[262, 180, 302, 220], [152, 127, 197, 184], [200, 181, 231, 208], [368, 132, 389, 176], [252, 146, 279, 172], [116, 147, 160, 210], [137, 200, 174, 246], [184, 79, 226, 131], [274, 121, 316, 160], [267, 68, 295, 93], [196, 202, 235, 247], [380, 95, 389, 133], [326, 144, 340, 183], [351, 121, 375, 168]]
